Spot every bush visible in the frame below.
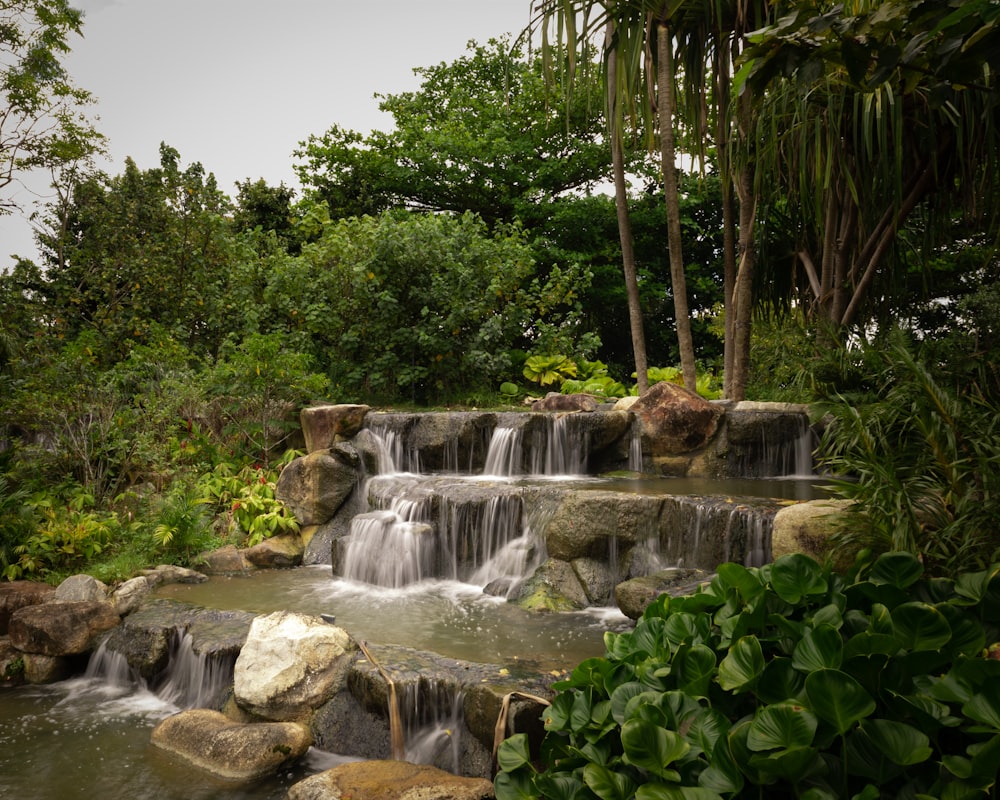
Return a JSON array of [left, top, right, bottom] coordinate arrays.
[[496, 551, 1000, 800]]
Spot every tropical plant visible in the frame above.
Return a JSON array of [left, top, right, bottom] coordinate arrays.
[[151, 480, 215, 564], [816, 334, 1000, 576], [496, 551, 1000, 800], [523, 354, 579, 387], [196, 454, 299, 547]]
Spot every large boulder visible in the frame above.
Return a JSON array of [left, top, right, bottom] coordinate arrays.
[[614, 567, 711, 620], [110, 576, 152, 615], [8, 600, 119, 656], [0, 581, 54, 635], [276, 445, 361, 526], [150, 708, 311, 782], [771, 499, 853, 568], [543, 490, 662, 561], [508, 558, 588, 612], [233, 612, 357, 721], [243, 532, 304, 568], [301, 404, 370, 453], [53, 573, 108, 603], [530, 393, 599, 412], [140, 564, 209, 586], [286, 760, 494, 800], [632, 381, 723, 456]]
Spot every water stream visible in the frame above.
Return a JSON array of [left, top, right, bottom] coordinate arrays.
[[1, 408, 825, 798]]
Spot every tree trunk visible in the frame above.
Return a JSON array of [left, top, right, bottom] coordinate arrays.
[[715, 42, 737, 398], [607, 20, 649, 395], [656, 21, 697, 392], [729, 89, 756, 401]]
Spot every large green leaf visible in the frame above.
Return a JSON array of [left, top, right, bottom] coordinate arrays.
[[770, 554, 828, 604], [857, 718, 933, 766], [534, 773, 584, 800], [892, 602, 952, 652], [497, 734, 534, 772], [748, 745, 820, 783], [610, 682, 655, 725], [685, 707, 731, 760], [757, 657, 806, 704], [747, 703, 818, 751], [963, 684, 1000, 731], [804, 669, 876, 735], [636, 785, 724, 800], [494, 769, 540, 800], [792, 623, 844, 672], [718, 635, 765, 692], [583, 763, 637, 800], [675, 644, 717, 698], [717, 562, 765, 602], [621, 718, 691, 778], [868, 551, 924, 588]]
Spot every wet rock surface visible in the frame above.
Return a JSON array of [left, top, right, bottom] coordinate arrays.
[[150, 708, 311, 782], [285, 759, 494, 800]]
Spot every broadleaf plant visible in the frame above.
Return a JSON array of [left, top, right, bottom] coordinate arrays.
[[495, 552, 1000, 799]]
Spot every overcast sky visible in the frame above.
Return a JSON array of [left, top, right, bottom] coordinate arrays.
[[1, 0, 534, 266]]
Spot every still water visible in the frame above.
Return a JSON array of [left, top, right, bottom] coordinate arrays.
[[0, 570, 626, 800]]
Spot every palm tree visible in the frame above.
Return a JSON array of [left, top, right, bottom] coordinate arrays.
[[738, 0, 1000, 338]]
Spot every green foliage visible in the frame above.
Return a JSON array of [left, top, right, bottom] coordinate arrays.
[[496, 551, 1000, 800], [196, 455, 299, 547], [207, 332, 329, 465], [5, 485, 123, 580], [523, 354, 578, 387], [0, 1, 105, 211], [151, 480, 215, 564], [293, 37, 610, 227], [265, 210, 593, 404], [816, 334, 1000, 576]]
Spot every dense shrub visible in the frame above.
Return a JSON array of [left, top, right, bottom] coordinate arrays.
[[496, 551, 1000, 800]]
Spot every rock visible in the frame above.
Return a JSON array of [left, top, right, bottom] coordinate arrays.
[[614, 568, 711, 620], [530, 393, 599, 412], [234, 612, 357, 721], [301, 404, 371, 453], [0, 581, 54, 635], [141, 564, 209, 586], [570, 557, 617, 606], [285, 760, 494, 800], [509, 558, 588, 612], [1, 637, 24, 685], [614, 395, 639, 411], [632, 381, 723, 456], [276, 446, 361, 526], [111, 576, 151, 615], [244, 533, 304, 569], [771, 499, 853, 569], [8, 600, 119, 656], [53, 573, 108, 603], [542, 490, 662, 561], [150, 708, 311, 782], [199, 544, 252, 574], [22, 652, 71, 684]]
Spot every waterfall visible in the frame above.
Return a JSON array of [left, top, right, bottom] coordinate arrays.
[[482, 426, 524, 477], [530, 415, 588, 476], [85, 629, 235, 711], [400, 679, 464, 774], [627, 420, 644, 472]]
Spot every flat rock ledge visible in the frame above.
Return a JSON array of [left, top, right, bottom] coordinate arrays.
[[150, 708, 311, 782], [286, 760, 494, 800]]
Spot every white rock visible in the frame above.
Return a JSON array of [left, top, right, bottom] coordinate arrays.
[[234, 611, 356, 721]]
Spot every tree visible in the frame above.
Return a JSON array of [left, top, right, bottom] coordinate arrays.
[[0, 0, 103, 214], [738, 0, 1000, 336], [36, 144, 255, 363], [293, 37, 612, 228]]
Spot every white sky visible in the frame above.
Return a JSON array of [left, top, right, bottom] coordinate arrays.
[[1, 0, 534, 266]]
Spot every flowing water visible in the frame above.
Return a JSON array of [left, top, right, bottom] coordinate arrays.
[[0, 410, 825, 798]]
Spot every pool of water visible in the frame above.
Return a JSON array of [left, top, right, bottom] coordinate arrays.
[[150, 566, 630, 673]]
